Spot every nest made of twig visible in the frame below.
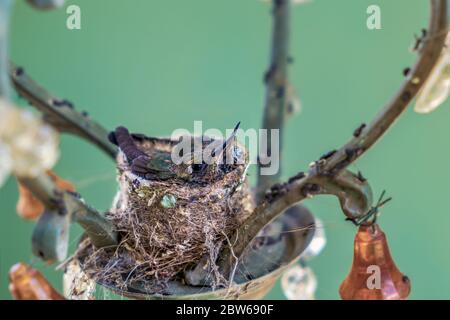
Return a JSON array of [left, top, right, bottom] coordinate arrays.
[[77, 135, 254, 293]]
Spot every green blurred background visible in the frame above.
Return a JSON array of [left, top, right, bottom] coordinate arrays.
[[1, 0, 450, 299]]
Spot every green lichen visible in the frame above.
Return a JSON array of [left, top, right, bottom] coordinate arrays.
[[160, 194, 177, 209]]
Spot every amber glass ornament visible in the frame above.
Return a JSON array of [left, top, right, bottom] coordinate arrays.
[[9, 263, 65, 300], [16, 181, 45, 220], [16, 171, 75, 220], [339, 224, 411, 300]]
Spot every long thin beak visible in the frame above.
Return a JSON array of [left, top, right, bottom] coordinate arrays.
[[212, 121, 240, 161]]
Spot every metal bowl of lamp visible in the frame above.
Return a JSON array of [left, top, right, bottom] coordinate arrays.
[[68, 205, 315, 300]]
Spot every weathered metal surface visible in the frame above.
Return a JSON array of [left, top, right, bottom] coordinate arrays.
[[74, 205, 315, 300]]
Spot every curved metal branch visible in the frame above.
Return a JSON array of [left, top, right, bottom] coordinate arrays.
[[221, 0, 448, 276], [0, 1, 117, 262], [257, 0, 291, 198], [19, 174, 118, 262], [219, 169, 373, 276], [9, 63, 117, 159], [323, 0, 448, 173]]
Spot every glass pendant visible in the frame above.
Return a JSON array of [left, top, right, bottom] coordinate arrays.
[[414, 32, 450, 114], [16, 171, 75, 220], [339, 224, 411, 300], [303, 217, 326, 260], [16, 179, 45, 220], [9, 263, 65, 300], [281, 264, 317, 300]]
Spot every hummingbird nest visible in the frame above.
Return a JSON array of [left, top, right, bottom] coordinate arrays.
[[77, 128, 254, 292]]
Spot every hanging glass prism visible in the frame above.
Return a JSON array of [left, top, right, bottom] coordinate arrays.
[[281, 264, 317, 300], [303, 217, 326, 260], [414, 32, 450, 114]]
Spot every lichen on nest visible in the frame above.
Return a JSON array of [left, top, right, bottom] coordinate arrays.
[[77, 130, 254, 292]]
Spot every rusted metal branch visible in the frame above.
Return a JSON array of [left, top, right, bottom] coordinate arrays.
[[9, 63, 117, 159], [221, 0, 448, 277], [257, 0, 291, 198], [19, 174, 118, 263]]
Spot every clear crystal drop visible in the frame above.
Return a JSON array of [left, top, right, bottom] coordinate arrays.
[[281, 264, 317, 300], [303, 217, 326, 260], [415, 33, 450, 114], [0, 100, 59, 177]]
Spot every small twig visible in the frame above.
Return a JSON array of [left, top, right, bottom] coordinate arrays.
[[257, 0, 291, 198], [347, 190, 392, 226], [9, 63, 117, 159], [220, 0, 448, 277], [222, 231, 238, 298]]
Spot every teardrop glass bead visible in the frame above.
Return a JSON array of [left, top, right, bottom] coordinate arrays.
[[281, 264, 317, 300], [339, 224, 411, 300], [303, 217, 326, 260], [414, 32, 450, 114], [9, 262, 65, 300]]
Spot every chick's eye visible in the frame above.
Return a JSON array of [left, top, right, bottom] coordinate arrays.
[[191, 163, 207, 173]]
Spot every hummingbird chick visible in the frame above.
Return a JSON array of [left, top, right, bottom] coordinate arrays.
[[86, 123, 254, 286], [108, 123, 243, 183]]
